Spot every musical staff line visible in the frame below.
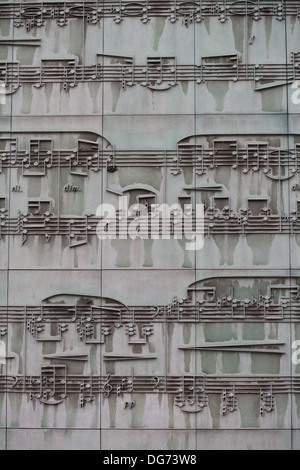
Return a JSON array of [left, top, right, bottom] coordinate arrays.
[[0, 1, 298, 30], [2, 283, 300, 324], [0, 54, 299, 94], [0, 134, 299, 176]]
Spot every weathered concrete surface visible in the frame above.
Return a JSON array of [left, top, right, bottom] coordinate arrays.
[[0, 1, 299, 450]]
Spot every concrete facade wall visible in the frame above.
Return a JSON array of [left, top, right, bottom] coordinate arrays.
[[0, 0, 299, 450]]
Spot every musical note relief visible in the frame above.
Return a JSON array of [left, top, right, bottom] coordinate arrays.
[[175, 376, 209, 413], [3, 203, 300, 246], [1, 132, 300, 176], [2, 369, 295, 415], [0, 53, 299, 94], [2, 277, 300, 331], [260, 384, 276, 415], [29, 366, 67, 405], [222, 384, 238, 416], [1, 1, 298, 30]]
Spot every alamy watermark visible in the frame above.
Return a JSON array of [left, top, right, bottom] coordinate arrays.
[[96, 196, 205, 251]]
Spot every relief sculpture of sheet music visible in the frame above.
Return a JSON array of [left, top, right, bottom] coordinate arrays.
[[0, 0, 299, 452]]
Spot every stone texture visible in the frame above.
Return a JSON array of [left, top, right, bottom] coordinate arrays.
[[0, 0, 299, 450]]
